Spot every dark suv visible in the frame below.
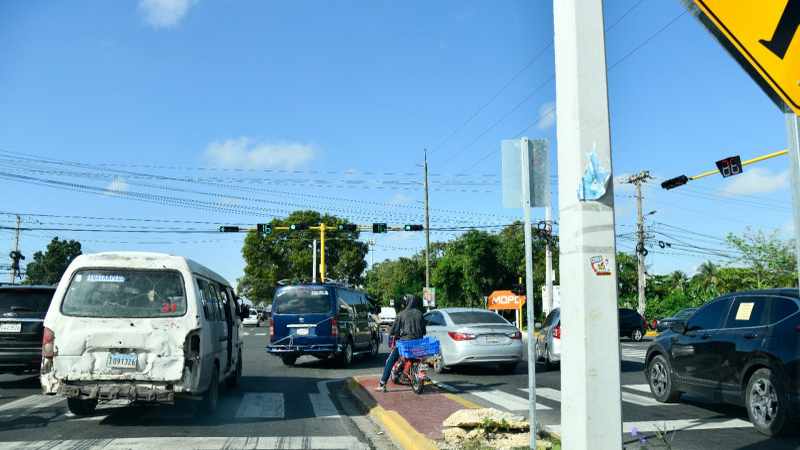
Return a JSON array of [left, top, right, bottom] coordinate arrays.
[[266, 283, 381, 367], [645, 289, 800, 436], [0, 285, 56, 374], [619, 308, 647, 342]]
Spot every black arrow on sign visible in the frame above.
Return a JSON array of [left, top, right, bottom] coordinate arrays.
[[760, 0, 800, 59]]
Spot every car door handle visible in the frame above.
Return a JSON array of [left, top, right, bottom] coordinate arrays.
[[743, 333, 758, 340]]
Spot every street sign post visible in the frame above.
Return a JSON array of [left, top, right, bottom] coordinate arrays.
[[501, 138, 549, 449]]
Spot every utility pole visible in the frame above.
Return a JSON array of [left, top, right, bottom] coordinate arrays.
[[312, 239, 317, 283], [553, 0, 623, 448], [10, 215, 21, 284], [423, 149, 431, 288], [624, 171, 653, 316], [788, 112, 800, 289]]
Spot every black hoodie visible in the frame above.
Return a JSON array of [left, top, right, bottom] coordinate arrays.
[[390, 296, 427, 341]]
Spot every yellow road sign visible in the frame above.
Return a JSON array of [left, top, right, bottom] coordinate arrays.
[[692, 0, 800, 114]]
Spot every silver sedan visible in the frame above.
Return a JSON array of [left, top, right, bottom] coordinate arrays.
[[424, 308, 523, 373]]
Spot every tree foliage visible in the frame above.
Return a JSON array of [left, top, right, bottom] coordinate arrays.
[[238, 210, 368, 304], [24, 237, 82, 285]]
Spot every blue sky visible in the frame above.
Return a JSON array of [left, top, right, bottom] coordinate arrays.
[[0, 0, 792, 287]]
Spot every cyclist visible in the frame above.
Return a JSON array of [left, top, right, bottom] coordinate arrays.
[[376, 294, 426, 391]]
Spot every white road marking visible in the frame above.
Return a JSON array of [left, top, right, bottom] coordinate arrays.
[[520, 387, 562, 403], [0, 436, 370, 450], [255, 333, 267, 336], [546, 418, 753, 436], [624, 384, 654, 394], [0, 394, 63, 414], [310, 380, 340, 418], [472, 389, 551, 411], [235, 393, 285, 419], [520, 385, 673, 407]]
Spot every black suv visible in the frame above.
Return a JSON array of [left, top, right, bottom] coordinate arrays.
[[645, 289, 800, 436], [619, 308, 647, 342], [0, 285, 56, 374]]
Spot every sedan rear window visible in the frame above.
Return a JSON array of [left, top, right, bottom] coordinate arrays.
[[274, 288, 332, 314], [449, 311, 509, 325], [61, 269, 186, 318]]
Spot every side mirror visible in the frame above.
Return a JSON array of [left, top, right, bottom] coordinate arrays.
[[670, 321, 686, 334], [534, 322, 543, 330]]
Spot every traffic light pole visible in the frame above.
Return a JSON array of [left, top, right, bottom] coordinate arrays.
[[318, 223, 327, 283], [553, 0, 623, 448], [787, 112, 800, 289]]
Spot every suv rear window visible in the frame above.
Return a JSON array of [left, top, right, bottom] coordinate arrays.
[[61, 269, 187, 318], [274, 288, 332, 314], [449, 311, 509, 325], [0, 289, 54, 315]]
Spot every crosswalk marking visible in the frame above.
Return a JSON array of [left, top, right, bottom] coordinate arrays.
[[310, 380, 341, 418], [624, 384, 653, 394], [0, 436, 370, 450], [546, 417, 752, 436], [517, 385, 674, 408], [0, 394, 63, 413], [236, 393, 285, 419], [472, 389, 551, 411]]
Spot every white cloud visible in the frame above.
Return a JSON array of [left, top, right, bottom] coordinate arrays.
[[204, 138, 316, 170], [138, 0, 195, 29], [388, 193, 414, 205], [535, 101, 556, 130], [106, 177, 128, 195], [719, 167, 789, 196]]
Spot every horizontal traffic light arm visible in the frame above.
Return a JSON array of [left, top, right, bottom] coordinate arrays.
[[661, 149, 787, 190], [219, 224, 425, 233]]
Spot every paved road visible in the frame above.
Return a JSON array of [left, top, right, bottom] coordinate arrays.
[[430, 338, 800, 450], [0, 326, 394, 450]]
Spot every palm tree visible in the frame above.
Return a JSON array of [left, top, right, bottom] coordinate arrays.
[[696, 261, 719, 286]]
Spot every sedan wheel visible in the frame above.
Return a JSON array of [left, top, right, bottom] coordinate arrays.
[[746, 368, 787, 436]]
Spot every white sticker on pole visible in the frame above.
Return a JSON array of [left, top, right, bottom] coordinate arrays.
[[501, 138, 550, 208]]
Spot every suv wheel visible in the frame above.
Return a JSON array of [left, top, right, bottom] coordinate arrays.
[[281, 355, 298, 366], [227, 349, 242, 388], [647, 354, 681, 403], [339, 340, 353, 367], [631, 328, 644, 342], [746, 368, 788, 436], [67, 398, 97, 416], [202, 366, 220, 414]]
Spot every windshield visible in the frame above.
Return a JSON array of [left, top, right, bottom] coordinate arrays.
[[449, 311, 509, 325], [0, 290, 54, 315], [274, 287, 332, 315], [61, 269, 187, 318]]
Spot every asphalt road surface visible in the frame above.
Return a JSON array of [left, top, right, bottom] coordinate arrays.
[[430, 337, 800, 450], [0, 325, 394, 450]]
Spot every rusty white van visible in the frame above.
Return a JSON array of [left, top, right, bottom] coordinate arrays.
[[40, 252, 244, 415]]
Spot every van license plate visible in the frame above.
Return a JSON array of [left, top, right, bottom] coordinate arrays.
[[296, 328, 309, 336], [0, 323, 21, 333], [108, 353, 137, 369]]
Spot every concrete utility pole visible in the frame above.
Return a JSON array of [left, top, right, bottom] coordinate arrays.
[[788, 112, 800, 289], [543, 206, 554, 315], [312, 239, 317, 283], [624, 171, 652, 316], [423, 149, 431, 288], [553, 0, 623, 448]]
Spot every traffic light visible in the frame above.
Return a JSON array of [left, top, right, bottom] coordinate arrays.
[[257, 224, 272, 237], [660, 175, 689, 190], [372, 223, 388, 233], [290, 224, 309, 231], [338, 224, 358, 232], [403, 224, 424, 231], [218, 226, 240, 232]]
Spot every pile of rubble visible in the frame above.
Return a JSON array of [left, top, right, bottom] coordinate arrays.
[[441, 408, 551, 449]]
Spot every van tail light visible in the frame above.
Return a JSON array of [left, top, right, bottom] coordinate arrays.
[[269, 319, 274, 338], [331, 318, 338, 337], [553, 324, 561, 340], [42, 327, 55, 358], [448, 331, 476, 341], [509, 331, 522, 340]]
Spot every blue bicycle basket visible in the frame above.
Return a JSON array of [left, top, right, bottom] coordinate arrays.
[[397, 336, 440, 359]]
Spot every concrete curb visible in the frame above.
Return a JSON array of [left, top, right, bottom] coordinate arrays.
[[344, 377, 439, 450]]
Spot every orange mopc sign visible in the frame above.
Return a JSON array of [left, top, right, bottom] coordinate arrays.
[[487, 290, 526, 310]]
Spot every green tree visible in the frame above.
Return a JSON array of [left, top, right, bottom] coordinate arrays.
[[726, 228, 796, 289], [238, 210, 368, 304], [364, 255, 425, 305], [616, 252, 638, 308], [24, 237, 82, 285]]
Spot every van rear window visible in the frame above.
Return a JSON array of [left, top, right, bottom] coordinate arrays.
[[61, 269, 186, 318], [274, 288, 331, 314]]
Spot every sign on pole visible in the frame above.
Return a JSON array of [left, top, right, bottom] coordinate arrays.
[[690, 1, 800, 115], [423, 287, 436, 308]]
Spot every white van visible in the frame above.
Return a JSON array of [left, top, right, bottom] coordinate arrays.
[[40, 252, 244, 415]]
